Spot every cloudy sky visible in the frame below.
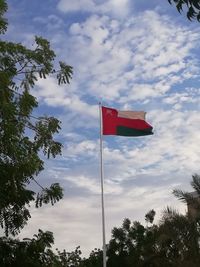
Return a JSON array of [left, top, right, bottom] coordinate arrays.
[[5, 0, 200, 256]]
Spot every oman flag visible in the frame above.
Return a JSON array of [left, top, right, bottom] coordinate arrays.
[[102, 106, 153, 137]]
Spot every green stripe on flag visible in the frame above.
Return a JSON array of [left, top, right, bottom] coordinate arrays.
[[117, 126, 153, 137]]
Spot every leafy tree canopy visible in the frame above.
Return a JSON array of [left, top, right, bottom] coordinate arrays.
[[82, 175, 200, 267], [0, 0, 73, 236], [0, 230, 82, 267]]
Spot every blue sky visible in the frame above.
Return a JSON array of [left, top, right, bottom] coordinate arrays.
[[5, 0, 200, 256]]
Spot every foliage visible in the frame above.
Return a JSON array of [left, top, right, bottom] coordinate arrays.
[[145, 209, 156, 224], [0, 230, 82, 267], [157, 206, 200, 266], [168, 0, 200, 21], [0, 0, 7, 34], [0, 0, 73, 236], [106, 216, 159, 267], [56, 246, 82, 267], [1, 175, 200, 266], [104, 175, 200, 267], [80, 175, 200, 267], [81, 248, 103, 267]]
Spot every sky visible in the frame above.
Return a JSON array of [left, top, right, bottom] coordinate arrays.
[[4, 0, 200, 256]]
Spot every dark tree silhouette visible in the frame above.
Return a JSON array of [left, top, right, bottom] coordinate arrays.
[[168, 0, 200, 21]]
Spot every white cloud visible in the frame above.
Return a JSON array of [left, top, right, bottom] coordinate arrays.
[[62, 11, 199, 103], [163, 86, 200, 106], [32, 10, 200, 108], [33, 14, 64, 31], [57, 0, 131, 17], [57, 0, 95, 13], [64, 174, 123, 194], [33, 77, 98, 119], [19, 197, 104, 256], [63, 140, 98, 159]]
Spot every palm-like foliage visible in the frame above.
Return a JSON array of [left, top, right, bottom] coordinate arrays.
[[173, 174, 200, 220], [158, 206, 200, 266], [155, 174, 200, 266], [168, 0, 200, 21], [105, 176, 200, 266]]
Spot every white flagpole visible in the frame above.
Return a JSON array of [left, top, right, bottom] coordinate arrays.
[[99, 102, 107, 267]]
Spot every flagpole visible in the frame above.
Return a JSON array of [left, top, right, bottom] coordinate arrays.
[[99, 102, 107, 267]]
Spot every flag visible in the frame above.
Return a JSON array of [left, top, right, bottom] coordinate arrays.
[[102, 106, 153, 136]]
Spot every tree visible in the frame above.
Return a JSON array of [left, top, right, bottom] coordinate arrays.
[[145, 209, 156, 225], [0, 229, 58, 267], [106, 215, 159, 267], [0, 230, 83, 267], [157, 207, 200, 266], [149, 175, 200, 267], [85, 175, 200, 267], [171, 174, 200, 264], [0, 0, 73, 236], [67, 175, 200, 267], [168, 0, 200, 21], [80, 248, 103, 267]]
